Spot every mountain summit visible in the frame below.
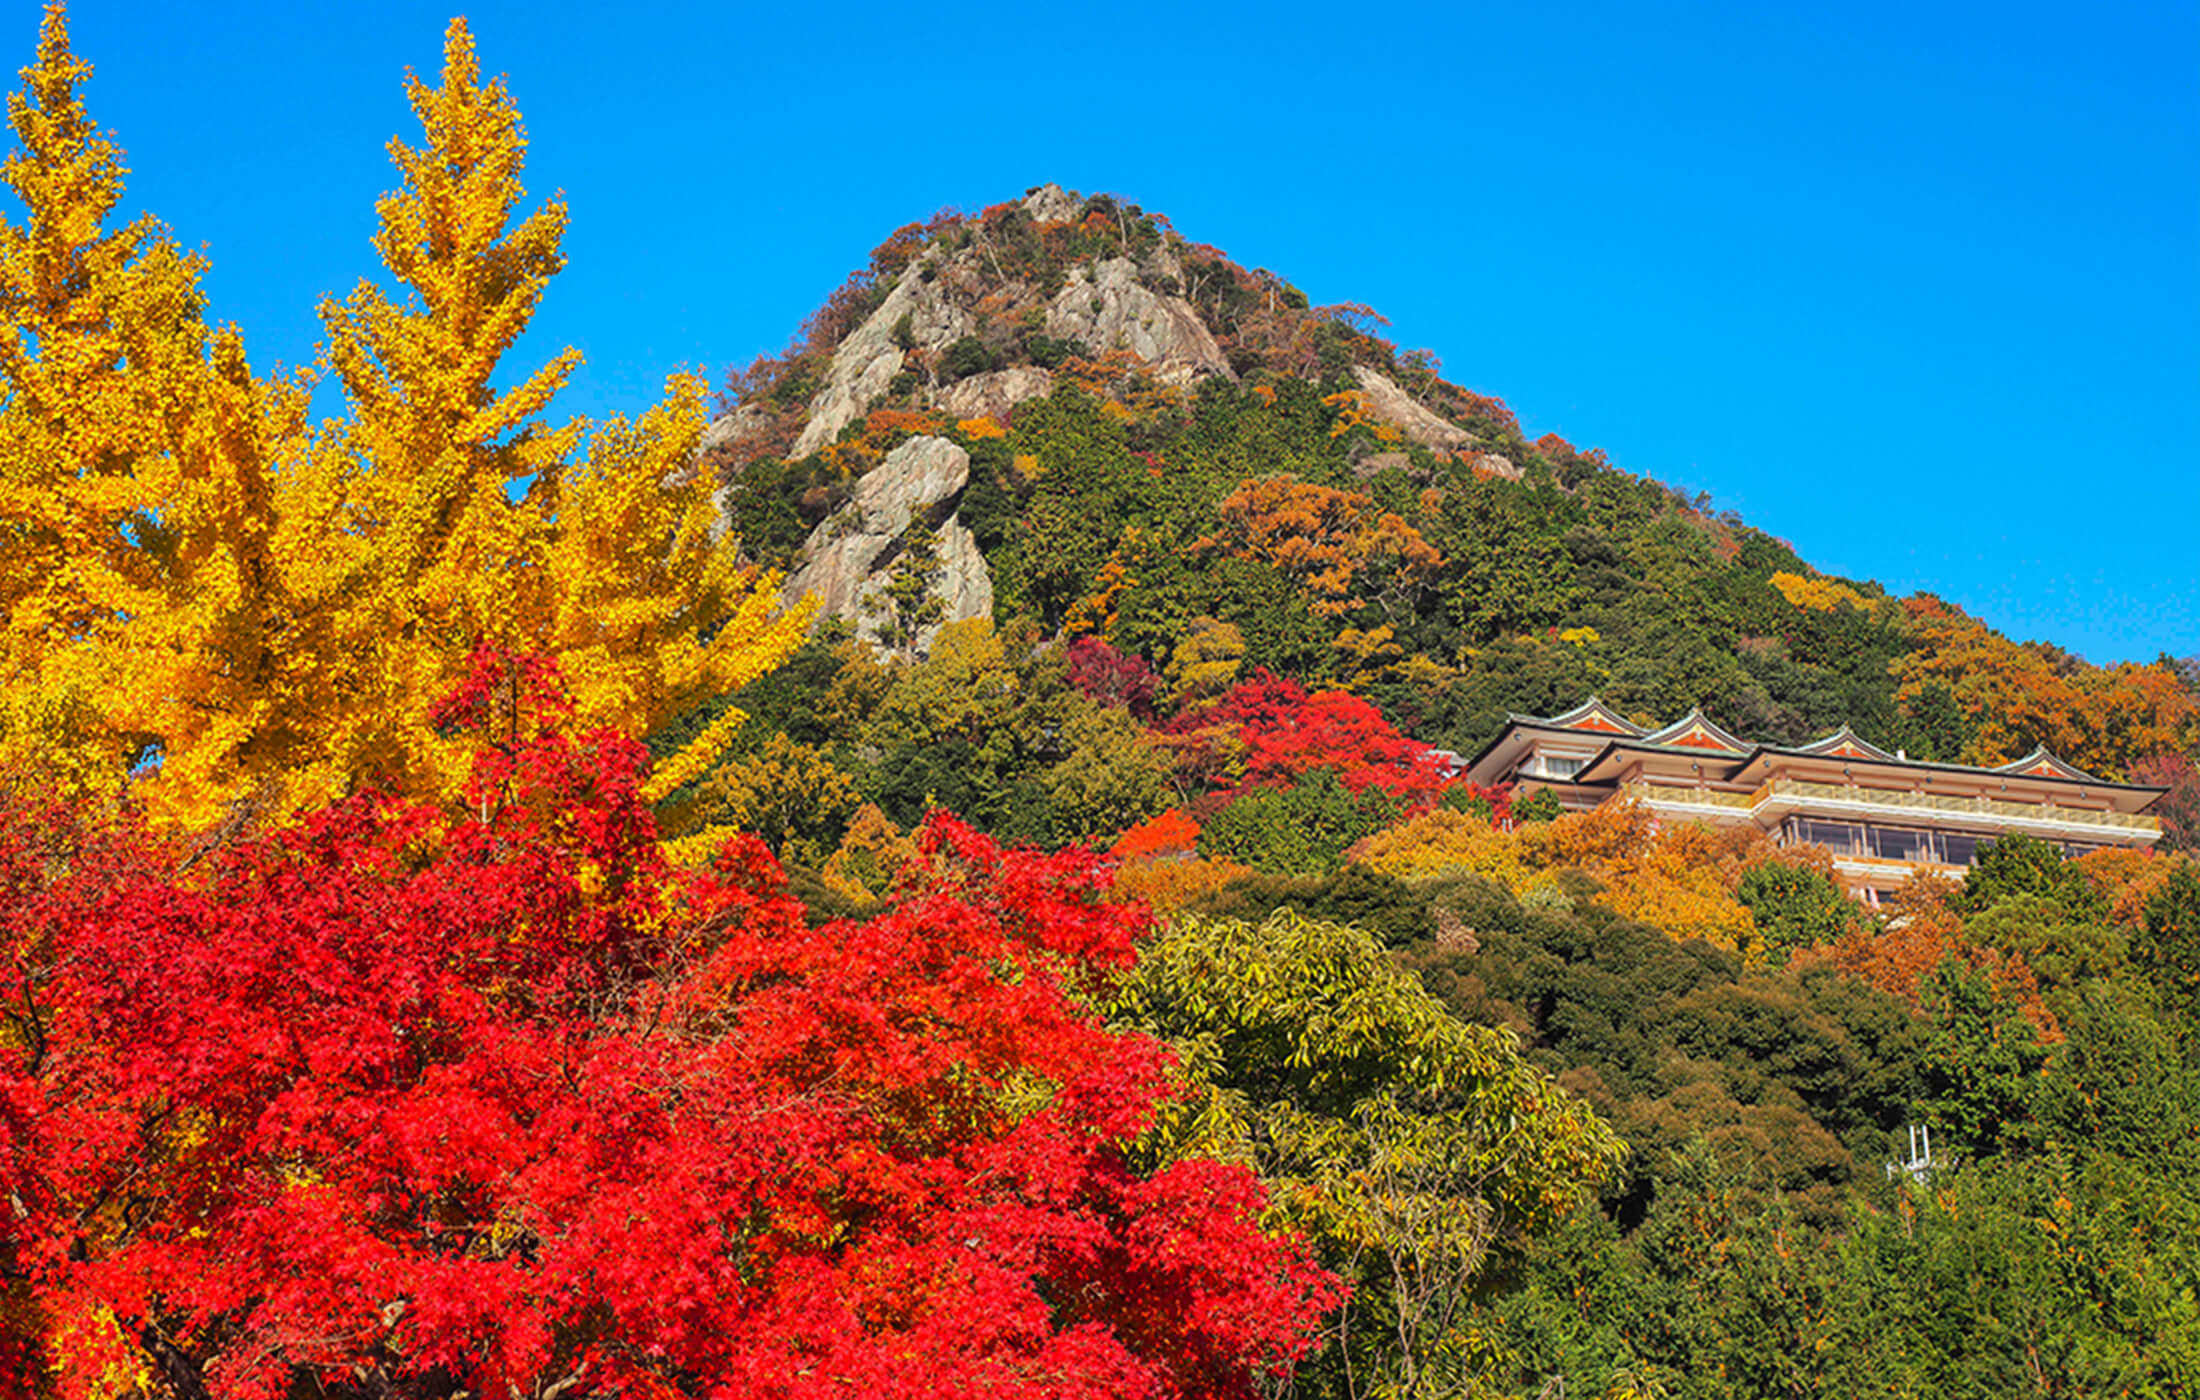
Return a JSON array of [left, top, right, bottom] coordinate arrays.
[[698, 186, 2198, 809], [704, 184, 1527, 472]]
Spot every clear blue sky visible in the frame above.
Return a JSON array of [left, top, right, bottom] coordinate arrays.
[[34, 0, 2199, 666]]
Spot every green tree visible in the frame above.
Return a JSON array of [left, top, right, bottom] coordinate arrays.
[[2138, 864, 2200, 1042], [1959, 831, 2103, 917], [1961, 893, 2135, 1026], [1513, 787, 1563, 822], [1196, 768, 1399, 876], [1039, 698, 1171, 843], [1916, 958, 2048, 1158], [1111, 909, 1625, 1400], [870, 520, 945, 653], [1735, 861, 1856, 961]]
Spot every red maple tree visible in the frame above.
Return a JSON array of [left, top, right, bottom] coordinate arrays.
[[1, 650, 1336, 1400], [1163, 672, 1449, 803]]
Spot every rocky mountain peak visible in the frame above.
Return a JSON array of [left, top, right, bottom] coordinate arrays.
[[705, 186, 1536, 653]]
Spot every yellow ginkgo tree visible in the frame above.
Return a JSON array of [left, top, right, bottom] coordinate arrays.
[[0, 2, 220, 803], [0, 6, 804, 836]]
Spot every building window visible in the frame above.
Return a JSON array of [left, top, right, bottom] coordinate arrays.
[[1788, 818, 1860, 855], [1528, 754, 1587, 780], [1939, 832, 1982, 867], [1870, 825, 1931, 863]]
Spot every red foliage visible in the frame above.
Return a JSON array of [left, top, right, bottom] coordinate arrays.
[[1067, 636, 1160, 720], [1111, 810, 1201, 862], [1165, 673, 1448, 803], [1, 651, 1336, 1399]]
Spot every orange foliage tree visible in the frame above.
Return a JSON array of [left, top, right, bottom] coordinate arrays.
[[1199, 477, 1441, 620], [1808, 871, 2060, 1040], [1894, 599, 2200, 778]]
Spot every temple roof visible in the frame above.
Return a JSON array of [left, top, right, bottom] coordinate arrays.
[[1992, 747, 2101, 784], [1509, 696, 1647, 737], [1466, 699, 2166, 816], [1638, 709, 1750, 754], [1793, 725, 1899, 763]]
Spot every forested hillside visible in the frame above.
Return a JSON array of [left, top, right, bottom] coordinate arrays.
[[666, 186, 2200, 1397], [684, 183, 2199, 867], [702, 186, 2198, 785], [3, 9, 2196, 1397]]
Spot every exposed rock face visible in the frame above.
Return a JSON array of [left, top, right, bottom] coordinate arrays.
[[1045, 257, 1235, 387], [698, 405, 766, 456], [1350, 365, 1472, 451], [790, 254, 972, 458], [780, 435, 993, 654], [1471, 452, 1523, 481], [931, 516, 995, 630], [1354, 450, 1415, 479], [1021, 182, 1082, 224], [934, 366, 1055, 421]]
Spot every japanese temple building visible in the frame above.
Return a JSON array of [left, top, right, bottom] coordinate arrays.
[[1460, 698, 2168, 899]]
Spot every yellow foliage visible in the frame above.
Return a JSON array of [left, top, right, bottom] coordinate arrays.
[[956, 415, 1006, 439], [0, 14, 805, 829], [1164, 616, 1245, 702], [33, 1300, 148, 1400], [819, 802, 921, 907], [1201, 475, 1441, 619], [2075, 846, 2182, 927], [685, 732, 859, 867], [1534, 804, 1764, 954], [1318, 388, 1403, 443], [1332, 625, 1405, 686], [1349, 808, 1531, 888], [1111, 853, 1254, 915], [1526, 800, 1658, 870], [1597, 844, 1759, 954], [1350, 797, 1766, 955], [1769, 569, 1868, 614], [0, 3, 225, 805], [1063, 529, 1144, 638]]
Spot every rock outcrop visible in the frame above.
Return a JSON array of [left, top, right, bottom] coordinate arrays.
[[780, 435, 993, 653], [789, 254, 972, 458], [1021, 182, 1082, 224], [931, 516, 995, 628], [1350, 365, 1472, 452], [934, 366, 1055, 421], [1045, 257, 1235, 387]]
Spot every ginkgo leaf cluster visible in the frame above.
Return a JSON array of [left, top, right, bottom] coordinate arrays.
[[0, 6, 804, 830]]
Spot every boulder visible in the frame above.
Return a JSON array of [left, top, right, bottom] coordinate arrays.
[[698, 404, 770, 457], [929, 516, 994, 635], [1021, 183, 1082, 224], [933, 366, 1055, 421]]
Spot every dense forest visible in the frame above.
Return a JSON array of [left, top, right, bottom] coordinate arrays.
[[2, 6, 2196, 1399]]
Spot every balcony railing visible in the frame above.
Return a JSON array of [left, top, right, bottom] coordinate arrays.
[[1748, 777, 2159, 835], [1620, 782, 1755, 811]]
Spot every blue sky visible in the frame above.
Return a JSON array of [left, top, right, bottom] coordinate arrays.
[[33, 0, 2199, 665]]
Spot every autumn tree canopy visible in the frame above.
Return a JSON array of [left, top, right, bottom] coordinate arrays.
[[0, 649, 1336, 1400], [0, 8, 804, 834]]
